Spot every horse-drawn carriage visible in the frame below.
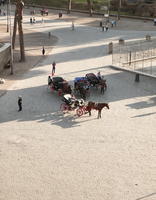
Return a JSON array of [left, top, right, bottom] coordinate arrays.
[[40, 8, 48, 16], [30, 10, 35, 15], [60, 94, 88, 116], [60, 94, 109, 118], [48, 76, 72, 96], [85, 73, 107, 93], [74, 77, 90, 100]]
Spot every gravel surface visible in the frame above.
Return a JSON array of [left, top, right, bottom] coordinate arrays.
[[0, 8, 156, 200]]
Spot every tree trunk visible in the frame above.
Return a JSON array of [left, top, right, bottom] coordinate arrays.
[[17, 16, 25, 61], [67, 0, 72, 14], [17, 0, 25, 61], [87, 0, 93, 16], [12, 9, 18, 49]]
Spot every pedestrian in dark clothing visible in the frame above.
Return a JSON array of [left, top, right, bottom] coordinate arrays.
[[101, 84, 105, 94], [59, 12, 62, 18], [42, 46, 45, 55], [30, 17, 32, 24], [105, 24, 109, 32], [52, 61, 56, 75], [18, 96, 22, 111], [48, 32, 51, 38], [48, 76, 52, 86]]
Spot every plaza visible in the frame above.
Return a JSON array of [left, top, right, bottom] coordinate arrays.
[[0, 6, 156, 200]]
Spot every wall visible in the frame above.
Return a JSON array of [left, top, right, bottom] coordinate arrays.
[[0, 43, 11, 72]]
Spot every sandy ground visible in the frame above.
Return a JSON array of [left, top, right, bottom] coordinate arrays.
[[0, 6, 156, 200], [0, 5, 156, 96], [0, 19, 57, 97]]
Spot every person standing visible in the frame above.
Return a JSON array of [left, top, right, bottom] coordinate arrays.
[[100, 84, 105, 94], [48, 32, 51, 38], [30, 17, 32, 24], [52, 61, 56, 75], [72, 21, 75, 30], [97, 71, 102, 80], [42, 46, 45, 55], [33, 17, 36, 23], [105, 24, 109, 32], [18, 96, 22, 112]]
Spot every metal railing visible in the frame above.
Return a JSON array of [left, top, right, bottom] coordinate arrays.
[[112, 38, 156, 76]]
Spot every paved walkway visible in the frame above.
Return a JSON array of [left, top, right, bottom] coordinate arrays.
[[0, 8, 156, 200]]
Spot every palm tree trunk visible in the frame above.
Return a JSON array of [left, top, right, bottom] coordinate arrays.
[[67, 0, 72, 14], [87, 0, 93, 16], [17, 0, 25, 61], [12, 9, 17, 49], [17, 16, 25, 61]]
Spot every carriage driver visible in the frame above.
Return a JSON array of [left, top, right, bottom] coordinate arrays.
[[97, 71, 102, 80]]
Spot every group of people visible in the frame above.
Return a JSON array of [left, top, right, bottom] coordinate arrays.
[[101, 18, 117, 32], [30, 17, 36, 24], [0, 0, 6, 6], [0, 8, 5, 16]]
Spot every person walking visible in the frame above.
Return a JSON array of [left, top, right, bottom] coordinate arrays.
[[18, 96, 22, 112], [72, 21, 75, 30], [42, 46, 45, 55], [52, 61, 56, 75], [105, 24, 109, 32]]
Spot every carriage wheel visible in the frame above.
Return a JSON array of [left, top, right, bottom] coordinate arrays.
[[76, 108, 83, 117], [60, 103, 69, 112]]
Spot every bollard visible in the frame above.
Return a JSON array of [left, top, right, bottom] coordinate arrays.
[[146, 35, 151, 41], [108, 42, 113, 54], [135, 74, 140, 82], [59, 12, 62, 18], [119, 38, 124, 45]]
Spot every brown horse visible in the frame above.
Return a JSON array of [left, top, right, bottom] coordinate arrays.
[[86, 101, 109, 119]]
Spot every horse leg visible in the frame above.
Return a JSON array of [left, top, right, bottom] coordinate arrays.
[[99, 110, 101, 118], [97, 110, 102, 119], [89, 109, 91, 116], [97, 110, 100, 119]]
